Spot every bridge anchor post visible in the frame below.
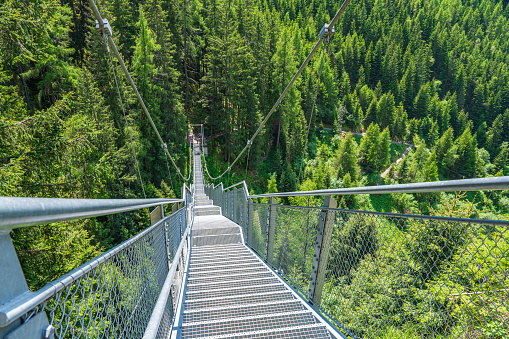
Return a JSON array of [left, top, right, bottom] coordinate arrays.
[[0, 231, 52, 339], [266, 197, 277, 263], [309, 196, 337, 305], [242, 197, 248, 243]]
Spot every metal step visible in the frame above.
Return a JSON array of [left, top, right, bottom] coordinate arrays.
[[187, 271, 274, 285], [194, 206, 221, 216], [191, 243, 246, 253], [191, 251, 252, 261], [205, 324, 334, 339], [182, 300, 306, 323], [184, 291, 296, 310], [181, 311, 325, 339], [190, 253, 255, 264], [189, 258, 259, 268], [187, 265, 268, 278], [191, 233, 242, 246], [186, 283, 286, 300], [192, 227, 240, 237], [187, 260, 266, 273], [186, 276, 279, 292]]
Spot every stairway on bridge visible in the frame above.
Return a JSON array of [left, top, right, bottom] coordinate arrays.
[[178, 144, 342, 338]]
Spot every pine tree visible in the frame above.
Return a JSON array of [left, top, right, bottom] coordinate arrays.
[[107, 0, 137, 61], [133, 9, 161, 98], [494, 142, 509, 175], [359, 123, 381, 173], [454, 127, 477, 178], [425, 151, 439, 182], [377, 127, 391, 171], [377, 92, 396, 131], [334, 133, 360, 182]]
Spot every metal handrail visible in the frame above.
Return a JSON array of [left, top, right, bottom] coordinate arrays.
[[249, 176, 509, 198], [142, 208, 193, 339], [0, 210, 184, 327], [0, 197, 183, 230], [252, 202, 509, 227], [223, 181, 246, 191]]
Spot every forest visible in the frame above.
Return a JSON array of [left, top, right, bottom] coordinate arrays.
[[1, 0, 509, 337]]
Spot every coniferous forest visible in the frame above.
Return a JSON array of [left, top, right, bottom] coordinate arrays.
[[2, 0, 509, 337]]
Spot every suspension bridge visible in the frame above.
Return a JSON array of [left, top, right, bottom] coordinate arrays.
[[1, 0, 509, 338]]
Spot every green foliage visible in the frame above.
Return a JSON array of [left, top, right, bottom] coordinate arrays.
[[3, 4, 509, 339], [359, 123, 391, 173], [333, 133, 360, 182]]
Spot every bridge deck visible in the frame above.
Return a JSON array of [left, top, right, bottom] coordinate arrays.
[[177, 144, 341, 338]]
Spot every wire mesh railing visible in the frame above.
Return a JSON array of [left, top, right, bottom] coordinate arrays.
[[205, 182, 248, 228], [0, 200, 191, 339], [204, 174, 509, 339], [247, 202, 509, 339]]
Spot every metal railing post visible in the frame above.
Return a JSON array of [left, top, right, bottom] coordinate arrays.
[[219, 189, 222, 213], [229, 191, 233, 219], [266, 197, 277, 263], [242, 196, 247, 239], [247, 199, 253, 245], [309, 196, 337, 305], [233, 189, 237, 223], [0, 232, 52, 338]]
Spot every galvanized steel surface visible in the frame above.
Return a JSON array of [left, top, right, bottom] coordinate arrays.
[[241, 202, 509, 339], [182, 146, 342, 338], [0, 209, 188, 339], [0, 197, 182, 230], [249, 176, 509, 198]]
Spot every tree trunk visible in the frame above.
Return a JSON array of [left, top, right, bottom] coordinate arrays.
[[18, 63, 32, 111]]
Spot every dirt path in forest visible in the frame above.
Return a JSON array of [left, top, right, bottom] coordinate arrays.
[[379, 144, 414, 181]]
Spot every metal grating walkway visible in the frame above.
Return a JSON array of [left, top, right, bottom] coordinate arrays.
[[176, 143, 342, 339]]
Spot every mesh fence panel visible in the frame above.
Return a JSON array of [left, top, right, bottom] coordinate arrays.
[[203, 184, 509, 339], [18, 209, 188, 339], [245, 202, 509, 339], [232, 187, 246, 227], [271, 205, 321, 293], [251, 203, 269, 257], [321, 210, 509, 339]]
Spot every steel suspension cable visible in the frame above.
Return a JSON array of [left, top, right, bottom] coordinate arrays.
[[105, 30, 191, 182], [88, 0, 191, 183], [297, 45, 327, 185], [106, 37, 147, 199], [163, 153, 175, 192], [202, 0, 352, 181], [201, 146, 223, 180], [244, 143, 252, 181]]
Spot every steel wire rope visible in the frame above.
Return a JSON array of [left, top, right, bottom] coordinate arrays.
[[89, 0, 192, 187], [201, 144, 226, 181], [163, 153, 175, 192], [244, 143, 252, 181], [201, 0, 351, 182], [106, 34, 147, 199], [103, 29, 191, 182], [297, 44, 327, 185]]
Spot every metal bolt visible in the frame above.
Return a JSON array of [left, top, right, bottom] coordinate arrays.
[[43, 325, 55, 339]]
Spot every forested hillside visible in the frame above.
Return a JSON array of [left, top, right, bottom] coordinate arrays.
[[1, 0, 509, 305]]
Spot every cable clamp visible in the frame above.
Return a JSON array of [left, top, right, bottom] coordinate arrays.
[[162, 143, 168, 150], [95, 19, 113, 36], [227, 167, 231, 171], [247, 140, 252, 145], [319, 23, 335, 39]]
